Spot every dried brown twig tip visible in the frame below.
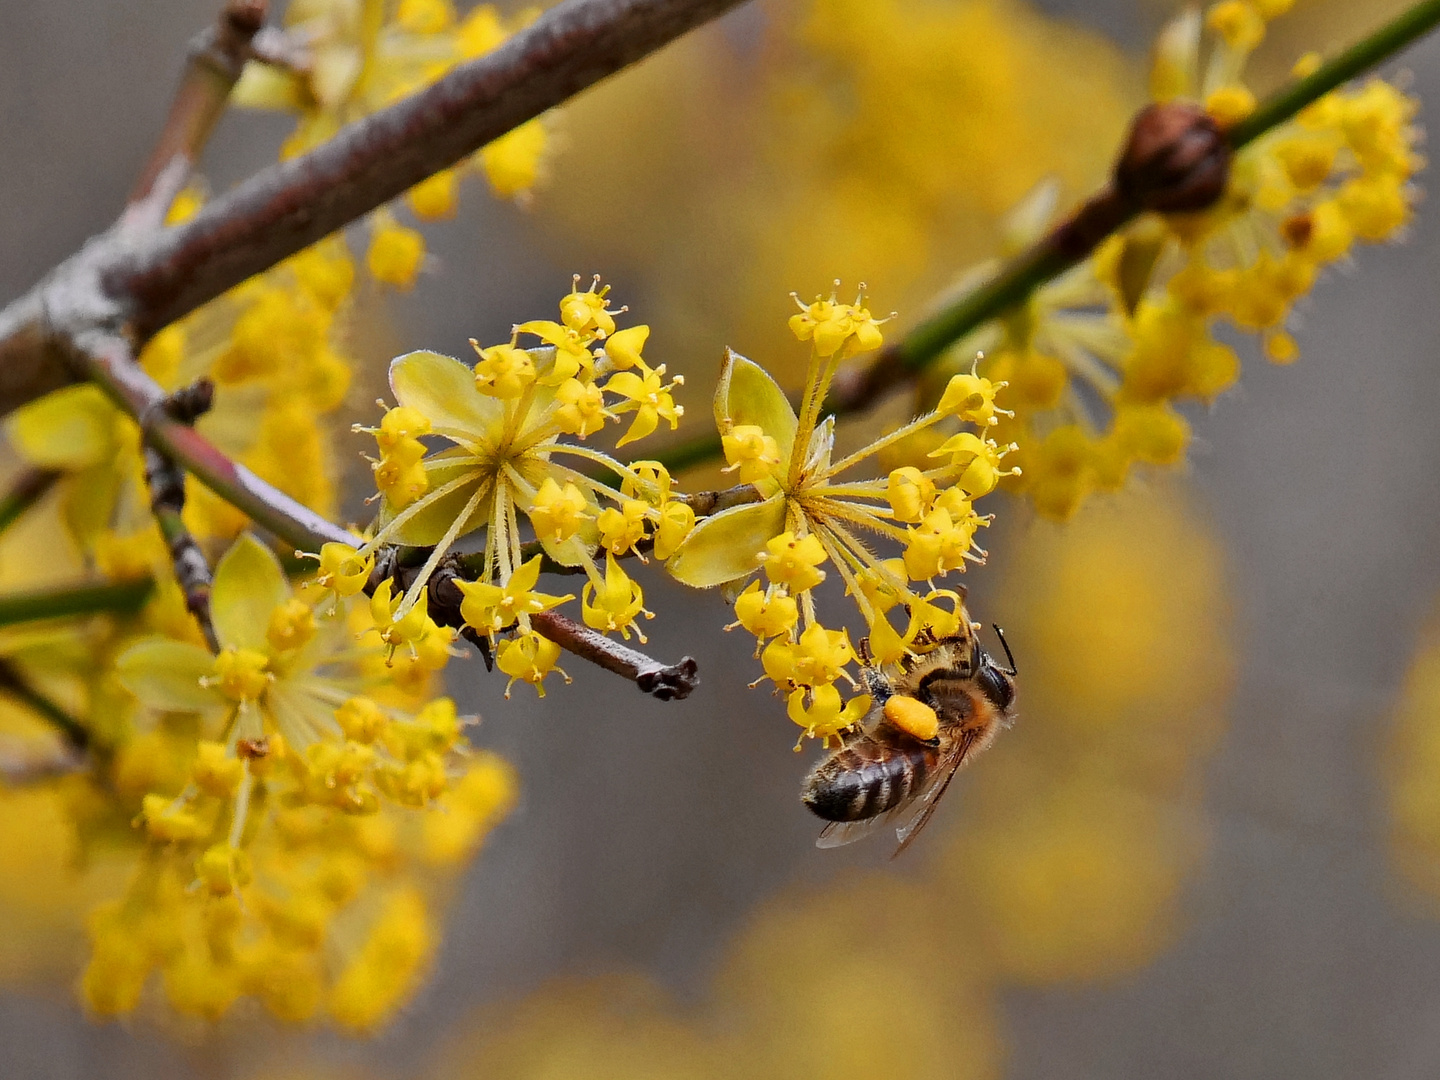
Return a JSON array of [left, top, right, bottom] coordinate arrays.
[[423, 565, 697, 698], [533, 611, 700, 700], [1115, 101, 1231, 215]]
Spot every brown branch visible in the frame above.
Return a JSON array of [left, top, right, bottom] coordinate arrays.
[[0, 293, 72, 419], [124, 0, 269, 230], [143, 378, 221, 651], [110, 0, 749, 341], [679, 484, 761, 516]]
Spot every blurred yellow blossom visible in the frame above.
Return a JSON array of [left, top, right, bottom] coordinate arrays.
[[70, 533, 514, 1026]]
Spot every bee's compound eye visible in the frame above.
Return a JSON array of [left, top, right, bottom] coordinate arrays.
[[883, 695, 939, 741], [977, 664, 1015, 710]]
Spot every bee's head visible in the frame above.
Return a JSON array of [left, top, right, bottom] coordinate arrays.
[[975, 655, 1015, 710], [976, 625, 1017, 710]]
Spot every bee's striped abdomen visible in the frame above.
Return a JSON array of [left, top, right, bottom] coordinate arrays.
[[802, 736, 938, 822]]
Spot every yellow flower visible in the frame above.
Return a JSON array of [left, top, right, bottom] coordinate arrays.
[[596, 500, 650, 557], [353, 284, 684, 654], [192, 741, 244, 797], [606, 361, 685, 447], [936, 371, 1011, 427], [722, 424, 783, 485], [373, 455, 430, 509], [902, 505, 988, 581], [329, 888, 434, 1032], [761, 622, 856, 692], [513, 319, 596, 383], [397, 0, 454, 36], [603, 324, 650, 369], [481, 119, 548, 200], [929, 431, 1018, 498], [786, 685, 872, 746], [267, 597, 318, 654], [560, 278, 619, 337], [581, 555, 653, 641], [728, 581, 799, 641], [495, 631, 567, 698], [406, 168, 460, 219], [788, 287, 887, 359], [529, 478, 592, 543], [335, 696, 388, 744], [211, 647, 272, 701], [666, 313, 1007, 740], [555, 378, 611, 437], [374, 405, 432, 449], [455, 555, 573, 636], [471, 340, 537, 399], [651, 501, 695, 561], [885, 466, 935, 523], [300, 542, 374, 605], [760, 531, 828, 593], [369, 578, 444, 664]]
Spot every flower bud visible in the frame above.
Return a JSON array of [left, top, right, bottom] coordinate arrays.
[[1115, 102, 1230, 214]]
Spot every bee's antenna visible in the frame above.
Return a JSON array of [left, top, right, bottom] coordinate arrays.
[[992, 624, 1017, 676]]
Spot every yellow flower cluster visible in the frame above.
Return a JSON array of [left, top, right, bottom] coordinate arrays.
[[234, 0, 552, 289], [79, 534, 516, 1026], [667, 290, 1014, 745], [353, 281, 690, 696], [950, 0, 1421, 519]]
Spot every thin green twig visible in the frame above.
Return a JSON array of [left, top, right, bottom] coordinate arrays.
[[1228, 0, 1440, 148], [0, 580, 153, 628]]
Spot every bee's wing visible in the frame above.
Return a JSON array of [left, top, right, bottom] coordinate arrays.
[[816, 813, 894, 849], [888, 729, 980, 858]]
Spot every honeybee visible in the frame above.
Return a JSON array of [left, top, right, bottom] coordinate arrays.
[[801, 620, 1016, 856]]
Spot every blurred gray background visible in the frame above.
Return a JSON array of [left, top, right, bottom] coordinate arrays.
[[6, 0, 1440, 1078]]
